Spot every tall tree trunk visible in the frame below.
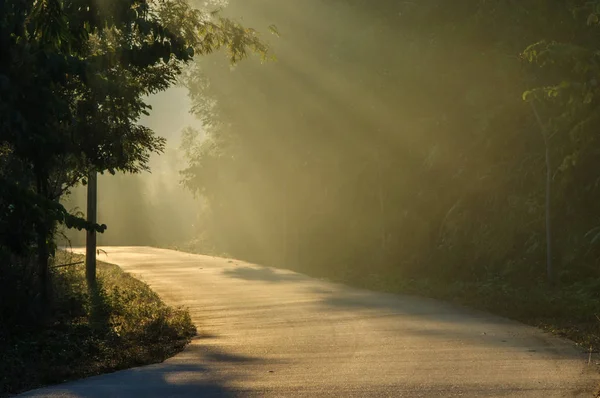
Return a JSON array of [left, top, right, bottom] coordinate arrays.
[[36, 223, 50, 311], [282, 178, 288, 266], [374, 149, 387, 253], [35, 174, 51, 317], [531, 101, 555, 286], [544, 138, 554, 286], [86, 172, 97, 288], [376, 158, 386, 252]]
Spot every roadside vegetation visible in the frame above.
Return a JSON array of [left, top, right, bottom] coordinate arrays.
[[1, 0, 267, 395], [0, 252, 196, 397]]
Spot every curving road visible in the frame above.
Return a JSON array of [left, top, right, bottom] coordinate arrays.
[[21, 246, 599, 397]]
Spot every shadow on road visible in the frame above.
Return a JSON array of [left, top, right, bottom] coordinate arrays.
[[311, 288, 591, 358], [218, 265, 587, 359], [183, 342, 268, 365], [19, 334, 280, 398], [222, 266, 307, 283], [20, 363, 239, 398]]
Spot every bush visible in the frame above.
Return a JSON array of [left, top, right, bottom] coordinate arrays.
[[0, 252, 196, 397]]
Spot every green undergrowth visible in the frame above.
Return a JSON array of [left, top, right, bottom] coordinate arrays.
[[0, 251, 196, 397], [166, 237, 232, 259]]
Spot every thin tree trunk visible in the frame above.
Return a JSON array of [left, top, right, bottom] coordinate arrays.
[[86, 172, 97, 288], [375, 150, 386, 251], [282, 179, 288, 265], [544, 137, 554, 286], [35, 174, 51, 317], [531, 101, 554, 286], [36, 223, 50, 311]]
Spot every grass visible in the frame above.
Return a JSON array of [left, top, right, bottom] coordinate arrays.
[[166, 237, 231, 259], [0, 251, 196, 397]]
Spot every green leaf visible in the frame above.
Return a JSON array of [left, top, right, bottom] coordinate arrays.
[[268, 25, 280, 37]]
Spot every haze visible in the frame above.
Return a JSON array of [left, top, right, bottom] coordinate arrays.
[[16, 0, 599, 395]]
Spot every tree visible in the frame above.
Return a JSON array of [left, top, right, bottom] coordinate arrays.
[[0, 0, 269, 312], [522, 1, 600, 283], [180, 0, 600, 288]]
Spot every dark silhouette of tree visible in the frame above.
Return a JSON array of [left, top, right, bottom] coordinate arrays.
[[1, 0, 269, 318]]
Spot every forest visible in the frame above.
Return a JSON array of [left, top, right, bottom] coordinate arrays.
[[182, 0, 600, 284], [3, 0, 600, 393], [177, 0, 600, 345]]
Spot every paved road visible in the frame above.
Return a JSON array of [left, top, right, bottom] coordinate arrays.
[[22, 247, 599, 397]]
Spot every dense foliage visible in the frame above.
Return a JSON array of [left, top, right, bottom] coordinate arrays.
[[182, 1, 600, 294], [0, 0, 267, 344]]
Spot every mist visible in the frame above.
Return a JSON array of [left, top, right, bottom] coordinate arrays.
[[61, 88, 203, 249], [5, 0, 600, 395], [61, 0, 600, 287]]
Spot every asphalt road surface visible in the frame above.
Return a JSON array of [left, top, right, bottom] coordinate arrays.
[[21, 247, 599, 397]]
